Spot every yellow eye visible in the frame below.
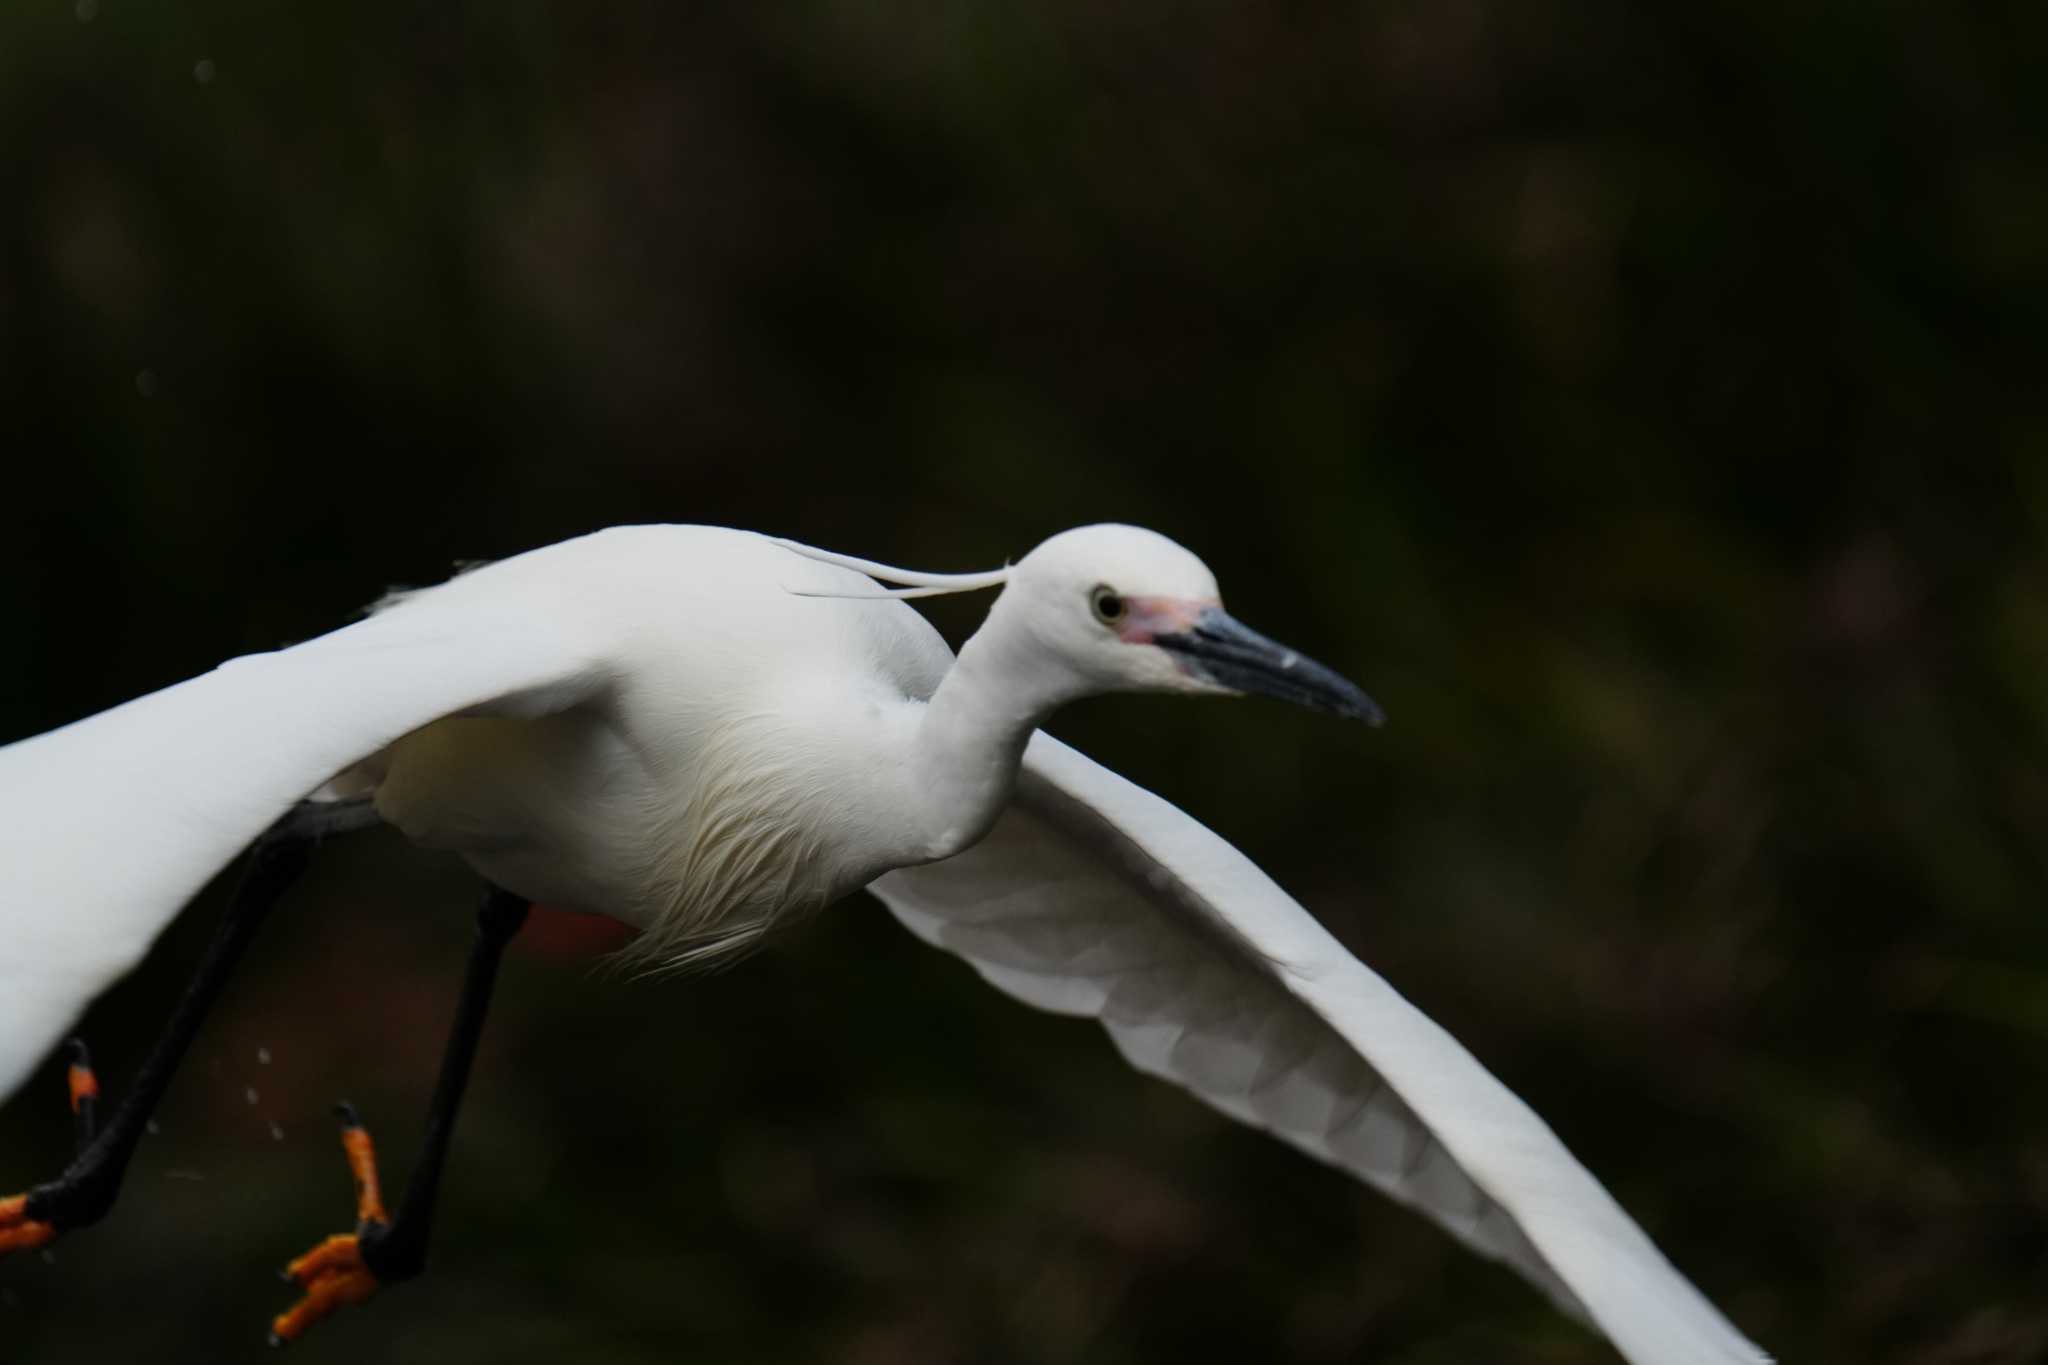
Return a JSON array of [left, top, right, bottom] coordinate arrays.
[[1090, 586, 1126, 625]]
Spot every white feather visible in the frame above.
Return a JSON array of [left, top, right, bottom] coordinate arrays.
[[870, 733, 1771, 1365], [0, 589, 607, 1097]]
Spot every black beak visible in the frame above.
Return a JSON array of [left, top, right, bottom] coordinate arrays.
[[1154, 608, 1384, 725]]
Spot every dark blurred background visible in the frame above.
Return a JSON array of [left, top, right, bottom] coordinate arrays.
[[2, 1, 2045, 1361]]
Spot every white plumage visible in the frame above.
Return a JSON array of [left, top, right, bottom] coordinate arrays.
[[0, 522, 1767, 1363]]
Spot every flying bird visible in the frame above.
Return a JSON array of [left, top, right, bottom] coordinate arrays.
[[0, 524, 1767, 1362]]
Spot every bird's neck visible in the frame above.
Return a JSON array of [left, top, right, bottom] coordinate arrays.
[[905, 616, 1081, 863]]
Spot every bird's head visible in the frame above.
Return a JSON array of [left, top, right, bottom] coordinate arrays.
[[776, 523, 1382, 724], [996, 524, 1383, 724]]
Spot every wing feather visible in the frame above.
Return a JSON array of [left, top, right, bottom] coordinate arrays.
[[0, 583, 609, 1099], [869, 731, 1767, 1365]]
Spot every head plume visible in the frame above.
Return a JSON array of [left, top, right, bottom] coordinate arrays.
[[771, 537, 1012, 600]]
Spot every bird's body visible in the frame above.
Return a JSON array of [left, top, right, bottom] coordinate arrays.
[[352, 525, 959, 960], [0, 522, 1770, 1364]]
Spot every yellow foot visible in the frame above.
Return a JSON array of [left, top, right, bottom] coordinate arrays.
[[0, 1193, 56, 1256], [268, 1103, 390, 1346], [270, 1233, 381, 1345]]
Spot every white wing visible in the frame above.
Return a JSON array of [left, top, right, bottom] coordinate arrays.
[[0, 579, 609, 1101], [870, 732, 1767, 1365]]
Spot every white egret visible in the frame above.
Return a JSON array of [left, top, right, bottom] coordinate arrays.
[[0, 523, 1767, 1361]]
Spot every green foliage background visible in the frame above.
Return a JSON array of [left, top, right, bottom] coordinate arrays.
[[3, 2, 2046, 1361]]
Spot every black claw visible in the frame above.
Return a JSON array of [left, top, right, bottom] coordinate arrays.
[[332, 1101, 363, 1130], [66, 1038, 92, 1068], [267, 1330, 286, 1348]]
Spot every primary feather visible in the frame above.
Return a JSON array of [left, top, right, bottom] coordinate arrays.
[[873, 735, 1768, 1365]]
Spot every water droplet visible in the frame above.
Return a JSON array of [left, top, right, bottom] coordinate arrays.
[[74, 0, 97, 22], [256, 1047, 271, 1065], [134, 369, 156, 397], [145, 1119, 161, 1136], [243, 1086, 259, 1106], [193, 58, 215, 84], [39, 1250, 56, 1266], [268, 1120, 284, 1142]]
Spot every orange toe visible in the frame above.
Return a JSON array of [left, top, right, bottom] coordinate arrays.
[[0, 1194, 56, 1256], [0, 1219, 56, 1255], [283, 1232, 365, 1286], [270, 1234, 381, 1344]]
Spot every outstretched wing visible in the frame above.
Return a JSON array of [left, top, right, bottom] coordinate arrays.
[[869, 732, 1767, 1365], [0, 575, 610, 1101]]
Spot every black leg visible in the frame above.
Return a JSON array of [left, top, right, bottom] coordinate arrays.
[[364, 886, 528, 1281], [272, 885, 528, 1344], [0, 816, 318, 1252]]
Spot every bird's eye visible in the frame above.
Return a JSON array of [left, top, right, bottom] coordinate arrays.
[[1090, 586, 1126, 625]]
